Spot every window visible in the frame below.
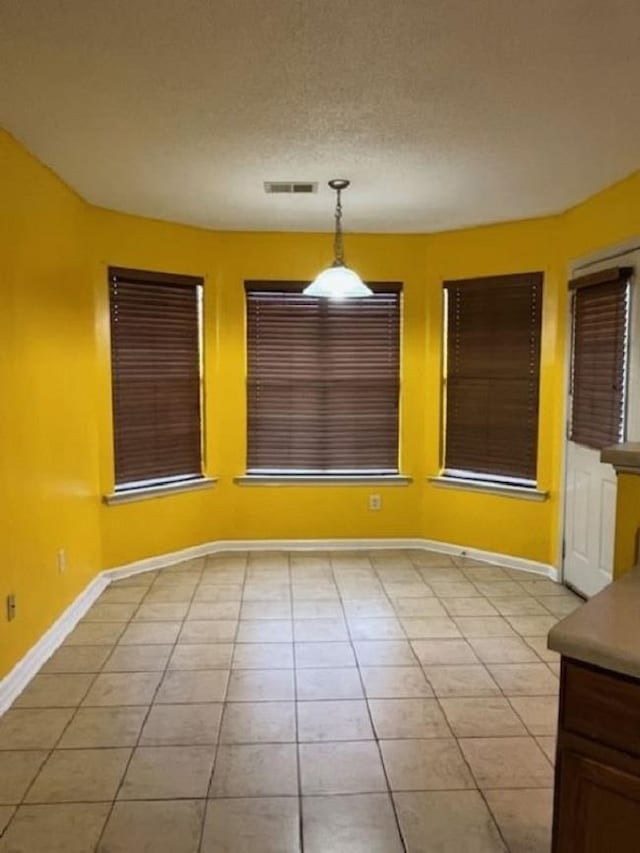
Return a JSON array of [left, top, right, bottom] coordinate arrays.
[[109, 267, 203, 490], [569, 266, 632, 449], [245, 282, 401, 474], [443, 272, 543, 484]]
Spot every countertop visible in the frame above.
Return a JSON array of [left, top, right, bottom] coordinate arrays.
[[601, 441, 640, 471], [548, 566, 640, 679]]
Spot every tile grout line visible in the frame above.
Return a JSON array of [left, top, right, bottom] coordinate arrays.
[[197, 549, 249, 853]]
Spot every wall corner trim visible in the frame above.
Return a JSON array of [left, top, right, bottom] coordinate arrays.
[[0, 537, 558, 714]]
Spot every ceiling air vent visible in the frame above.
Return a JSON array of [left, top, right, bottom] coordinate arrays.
[[264, 181, 318, 194]]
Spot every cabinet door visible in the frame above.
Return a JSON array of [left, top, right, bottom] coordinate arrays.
[[555, 751, 640, 852]]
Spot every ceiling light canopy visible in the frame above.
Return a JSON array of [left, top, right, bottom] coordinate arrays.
[[304, 179, 372, 300]]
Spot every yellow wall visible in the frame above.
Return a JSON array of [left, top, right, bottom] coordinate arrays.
[[0, 131, 102, 678], [3, 125, 640, 679], [613, 474, 640, 576]]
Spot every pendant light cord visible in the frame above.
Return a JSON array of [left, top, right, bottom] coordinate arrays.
[[333, 186, 345, 266]]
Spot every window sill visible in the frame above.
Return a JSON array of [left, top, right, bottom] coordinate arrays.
[[234, 474, 413, 486], [427, 475, 548, 502], [103, 476, 217, 505]]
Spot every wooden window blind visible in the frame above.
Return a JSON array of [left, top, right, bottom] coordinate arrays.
[[246, 283, 401, 473], [569, 266, 632, 450], [109, 267, 203, 488], [444, 272, 543, 483]]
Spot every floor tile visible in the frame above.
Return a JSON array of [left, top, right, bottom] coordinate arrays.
[[469, 636, 540, 664], [393, 790, 507, 852], [360, 666, 433, 698], [210, 743, 298, 796], [303, 793, 403, 853], [490, 597, 549, 616], [168, 643, 233, 670], [536, 736, 557, 764], [145, 585, 195, 603], [98, 800, 204, 853], [296, 667, 364, 700], [462, 567, 511, 583], [509, 696, 559, 736], [347, 617, 405, 640], [353, 640, 417, 667], [139, 703, 222, 745], [294, 618, 349, 641], [505, 615, 558, 636], [454, 617, 516, 638], [409, 552, 457, 568], [474, 581, 525, 598], [429, 581, 480, 598], [298, 700, 373, 741], [232, 642, 294, 669], [518, 580, 567, 597], [202, 797, 300, 853], [100, 586, 148, 604], [485, 788, 553, 853], [58, 707, 147, 748], [219, 701, 296, 743], [400, 617, 462, 639], [13, 674, 94, 708], [0, 751, 48, 805], [243, 584, 291, 602], [295, 642, 356, 668], [0, 709, 74, 749], [119, 622, 181, 645], [0, 803, 110, 853], [392, 598, 446, 617], [241, 601, 292, 619], [0, 806, 14, 834], [25, 748, 130, 803], [368, 698, 450, 738], [82, 672, 162, 706], [187, 601, 242, 622], [236, 620, 293, 642], [381, 738, 474, 791], [226, 669, 295, 701], [522, 636, 560, 662], [383, 582, 431, 599], [84, 602, 138, 622], [487, 664, 559, 696], [134, 602, 189, 621], [459, 737, 553, 789], [418, 567, 467, 583], [119, 745, 215, 799], [194, 584, 242, 602], [178, 620, 237, 643], [440, 598, 499, 617], [342, 599, 396, 618], [299, 741, 387, 794], [65, 622, 125, 646], [155, 669, 229, 703], [40, 645, 111, 674], [103, 644, 172, 672], [542, 596, 583, 617], [439, 697, 527, 737], [423, 665, 501, 697], [411, 639, 479, 665]]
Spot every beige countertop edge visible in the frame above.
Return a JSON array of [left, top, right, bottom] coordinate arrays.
[[601, 441, 640, 471], [548, 566, 640, 680]]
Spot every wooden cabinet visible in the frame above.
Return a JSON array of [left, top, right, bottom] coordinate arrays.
[[553, 659, 640, 852]]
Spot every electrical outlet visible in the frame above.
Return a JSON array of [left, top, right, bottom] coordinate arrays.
[[369, 494, 382, 511], [57, 548, 66, 574], [6, 594, 16, 622]]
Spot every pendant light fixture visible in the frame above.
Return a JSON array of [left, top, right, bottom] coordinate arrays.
[[304, 179, 372, 299]]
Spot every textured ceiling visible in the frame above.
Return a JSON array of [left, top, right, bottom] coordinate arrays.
[[1, 0, 639, 233]]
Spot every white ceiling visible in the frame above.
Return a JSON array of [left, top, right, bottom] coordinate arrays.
[[1, 0, 639, 233]]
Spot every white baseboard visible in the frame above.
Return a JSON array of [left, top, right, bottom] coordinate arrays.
[[0, 536, 557, 714], [0, 574, 109, 716]]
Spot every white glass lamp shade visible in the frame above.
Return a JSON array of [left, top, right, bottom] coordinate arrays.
[[303, 265, 373, 299]]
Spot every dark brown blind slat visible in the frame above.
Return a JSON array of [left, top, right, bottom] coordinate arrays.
[[444, 272, 543, 482], [109, 268, 203, 486], [570, 271, 631, 450], [246, 287, 400, 472]]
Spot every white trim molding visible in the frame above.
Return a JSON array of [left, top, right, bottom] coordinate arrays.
[[0, 536, 558, 715]]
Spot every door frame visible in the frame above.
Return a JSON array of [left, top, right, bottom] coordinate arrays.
[[559, 237, 640, 588]]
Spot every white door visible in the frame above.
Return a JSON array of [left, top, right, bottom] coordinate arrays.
[[564, 441, 618, 597], [564, 251, 638, 597]]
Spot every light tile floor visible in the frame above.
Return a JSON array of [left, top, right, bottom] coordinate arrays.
[[0, 549, 582, 852]]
